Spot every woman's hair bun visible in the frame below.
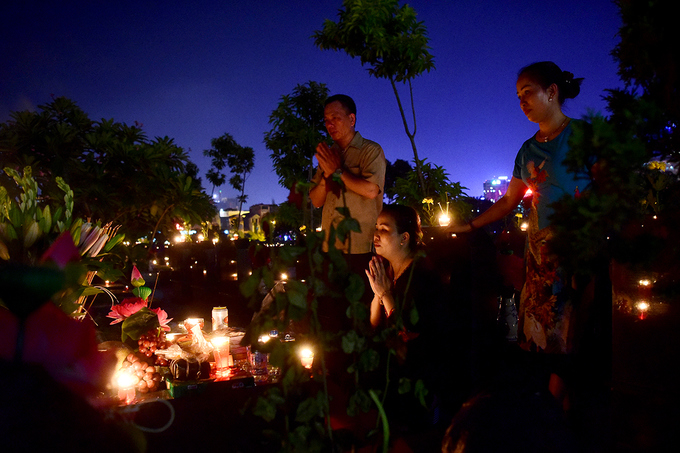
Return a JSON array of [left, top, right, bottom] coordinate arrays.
[[561, 71, 584, 99], [518, 61, 583, 104]]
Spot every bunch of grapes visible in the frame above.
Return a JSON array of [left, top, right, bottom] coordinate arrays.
[[138, 329, 171, 366], [121, 353, 163, 393]]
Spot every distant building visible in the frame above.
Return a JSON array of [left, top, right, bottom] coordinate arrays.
[[218, 202, 278, 234], [483, 176, 510, 202], [244, 203, 278, 233]]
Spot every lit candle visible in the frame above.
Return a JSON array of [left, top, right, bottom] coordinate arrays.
[[299, 347, 314, 369], [636, 300, 650, 320], [211, 336, 231, 374], [116, 371, 137, 404]]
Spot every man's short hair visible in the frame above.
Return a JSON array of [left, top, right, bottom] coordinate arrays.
[[325, 94, 356, 116]]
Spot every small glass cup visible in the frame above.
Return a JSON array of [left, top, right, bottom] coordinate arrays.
[[247, 346, 269, 384]]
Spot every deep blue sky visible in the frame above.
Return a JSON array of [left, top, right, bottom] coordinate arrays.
[[1, 0, 623, 204]]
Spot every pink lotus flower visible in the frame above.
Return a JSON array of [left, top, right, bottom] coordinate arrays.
[[150, 307, 172, 331], [107, 297, 147, 324], [130, 265, 145, 287]]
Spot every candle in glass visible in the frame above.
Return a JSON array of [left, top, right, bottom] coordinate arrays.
[[211, 336, 231, 373], [299, 347, 314, 369]]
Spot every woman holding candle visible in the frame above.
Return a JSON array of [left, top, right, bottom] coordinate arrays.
[[448, 61, 591, 411]]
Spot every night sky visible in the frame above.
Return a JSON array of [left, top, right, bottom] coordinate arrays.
[[1, 0, 623, 204]]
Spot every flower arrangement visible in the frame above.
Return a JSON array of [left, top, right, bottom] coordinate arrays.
[[107, 265, 171, 347], [1, 166, 125, 318]]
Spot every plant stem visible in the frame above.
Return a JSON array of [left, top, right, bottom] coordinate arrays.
[[369, 389, 390, 453]]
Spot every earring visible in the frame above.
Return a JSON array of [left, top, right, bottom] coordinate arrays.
[[549, 97, 553, 102]]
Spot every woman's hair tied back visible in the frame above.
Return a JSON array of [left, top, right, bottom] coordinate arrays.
[[519, 61, 583, 104]]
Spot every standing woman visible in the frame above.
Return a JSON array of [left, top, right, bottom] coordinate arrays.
[[449, 62, 589, 406]]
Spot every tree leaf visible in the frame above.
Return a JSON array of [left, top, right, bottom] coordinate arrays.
[[295, 395, 321, 423], [121, 307, 160, 344], [286, 279, 308, 309]]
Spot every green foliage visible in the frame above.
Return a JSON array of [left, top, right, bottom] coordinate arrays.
[[265, 81, 330, 189], [384, 158, 412, 203], [549, 0, 680, 281], [0, 166, 73, 263], [204, 132, 255, 214], [550, 109, 676, 276], [264, 82, 329, 235], [0, 167, 127, 316], [314, 0, 436, 193], [0, 96, 216, 244], [387, 158, 469, 226], [120, 307, 160, 346], [313, 0, 434, 83]]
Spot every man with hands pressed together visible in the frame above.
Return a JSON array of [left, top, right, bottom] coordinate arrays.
[[309, 94, 386, 269], [309, 94, 386, 342]]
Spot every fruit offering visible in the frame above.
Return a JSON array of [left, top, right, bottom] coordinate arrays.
[[138, 329, 172, 366], [120, 352, 163, 393]]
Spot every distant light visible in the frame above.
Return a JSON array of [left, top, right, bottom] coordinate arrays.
[[638, 279, 652, 287], [438, 213, 451, 227], [520, 222, 528, 232], [280, 273, 288, 280], [636, 300, 650, 313]]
